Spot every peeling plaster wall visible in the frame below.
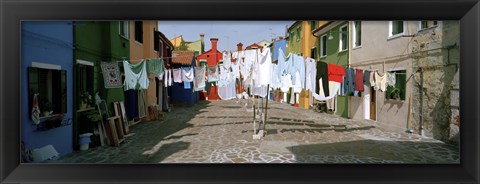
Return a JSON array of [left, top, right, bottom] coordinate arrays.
[[410, 21, 460, 144]]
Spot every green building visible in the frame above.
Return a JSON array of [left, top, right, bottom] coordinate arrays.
[[312, 21, 349, 118], [73, 21, 130, 149]]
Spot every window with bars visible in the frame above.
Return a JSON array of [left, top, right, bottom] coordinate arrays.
[[320, 34, 327, 57], [311, 47, 317, 59], [385, 70, 407, 101], [389, 21, 404, 37], [119, 21, 129, 38], [420, 20, 438, 30], [154, 30, 159, 52], [353, 21, 362, 47], [339, 25, 348, 51], [28, 67, 67, 116], [134, 21, 143, 43], [311, 21, 316, 31]]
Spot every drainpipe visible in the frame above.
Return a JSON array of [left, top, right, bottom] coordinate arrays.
[[419, 68, 424, 136]]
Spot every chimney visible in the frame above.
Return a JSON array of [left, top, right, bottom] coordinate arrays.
[[200, 33, 205, 53], [272, 38, 276, 42], [279, 36, 284, 40], [237, 42, 243, 51], [210, 38, 219, 51]]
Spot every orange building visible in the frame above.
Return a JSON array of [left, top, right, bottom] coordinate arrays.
[[128, 21, 159, 122]]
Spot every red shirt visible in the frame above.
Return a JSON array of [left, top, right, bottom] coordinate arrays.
[[328, 64, 346, 83], [355, 69, 364, 91]]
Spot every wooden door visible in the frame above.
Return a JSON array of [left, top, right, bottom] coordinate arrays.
[[370, 86, 376, 120]]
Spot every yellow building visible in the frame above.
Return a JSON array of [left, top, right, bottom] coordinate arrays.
[[129, 20, 159, 122]]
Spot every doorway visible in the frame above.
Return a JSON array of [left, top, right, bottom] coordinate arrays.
[[370, 86, 376, 121]]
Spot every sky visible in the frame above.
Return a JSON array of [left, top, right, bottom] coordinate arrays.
[[157, 21, 294, 51]]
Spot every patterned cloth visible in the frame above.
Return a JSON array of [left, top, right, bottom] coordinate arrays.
[[101, 62, 123, 88], [207, 66, 219, 82], [194, 67, 206, 91]]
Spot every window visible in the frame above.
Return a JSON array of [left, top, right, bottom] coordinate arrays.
[[389, 21, 404, 37], [296, 27, 301, 41], [385, 70, 406, 101], [119, 21, 129, 38], [134, 21, 143, 43], [311, 47, 317, 59], [159, 41, 164, 58], [352, 21, 361, 47], [419, 20, 438, 30], [75, 62, 94, 110], [154, 30, 159, 52], [28, 67, 67, 116], [339, 25, 348, 51], [311, 21, 316, 31], [320, 34, 327, 57]]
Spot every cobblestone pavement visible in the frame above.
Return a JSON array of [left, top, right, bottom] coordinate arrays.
[[52, 99, 459, 164]]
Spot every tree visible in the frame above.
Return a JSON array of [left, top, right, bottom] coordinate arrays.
[[175, 40, 189, 51]]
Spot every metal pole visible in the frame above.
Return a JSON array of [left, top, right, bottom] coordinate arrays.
[[263, 84, 270, 131], [419, 68, 424, 136]]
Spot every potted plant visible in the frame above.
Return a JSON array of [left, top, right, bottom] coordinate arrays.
[[79, 91, 92, 109], [42, 102, 53, 117], [390, 87, 401, 100]]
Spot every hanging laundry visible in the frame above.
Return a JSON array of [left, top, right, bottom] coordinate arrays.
[[182, 67, 194, 82], [255, 48, 273, 87], [231, 58, 240, 79], [157, 71, 164, 81], [345, 67, 355, 94], [370, 71, 376, 87], [123, 60, 149, 91], [290, 54, 305, 89], [363, 70, 371, 87], [218, 75, 237, 100], [327, 64, 346, 83], [316, 61, 329, 96], [312, 81, 341, 101], [101, 62, 123, 88], [31, 93, 41, 125], [164, 69, 169, 87], [207, 66, 219, 82], [172, 68, 183, 83], [184, 82, 191, 89], [387, 72, 396, 87], [355, 69, 365, 91], [222, 51, 232, 69], [280, 74, 293, 93], [194, 67, 206, 91], [146, 58, 165, 75], [218, 65, 229, 87], [305, 58, 317, 93], [374, 71, 387, 92]]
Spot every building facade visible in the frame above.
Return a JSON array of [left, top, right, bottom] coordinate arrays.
[[313, 21, 350, 117], [21, 21, 74, 157], [73, 21, 130, 149], [128, 21, 159, 122], [196, 38, 223, 100]]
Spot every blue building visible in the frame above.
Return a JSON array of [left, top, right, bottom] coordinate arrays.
[[171, 51, 199, 107], [21, 21, 74, 159], [271, 38, 287, 62]]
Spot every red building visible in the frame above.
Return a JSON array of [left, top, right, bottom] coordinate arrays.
[[196, 38, 222, 67], [196, 38, 223, 100], [245, 43, 263, 52]]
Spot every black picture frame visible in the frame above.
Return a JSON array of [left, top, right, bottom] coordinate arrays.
[[1, 0, 479, 183]]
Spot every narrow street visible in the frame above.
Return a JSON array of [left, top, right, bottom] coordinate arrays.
[[53, 99, 459, 164]]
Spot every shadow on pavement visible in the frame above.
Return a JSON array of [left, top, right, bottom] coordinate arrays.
[[145, 141, 191, 163], [286, 139, 459, 164]]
